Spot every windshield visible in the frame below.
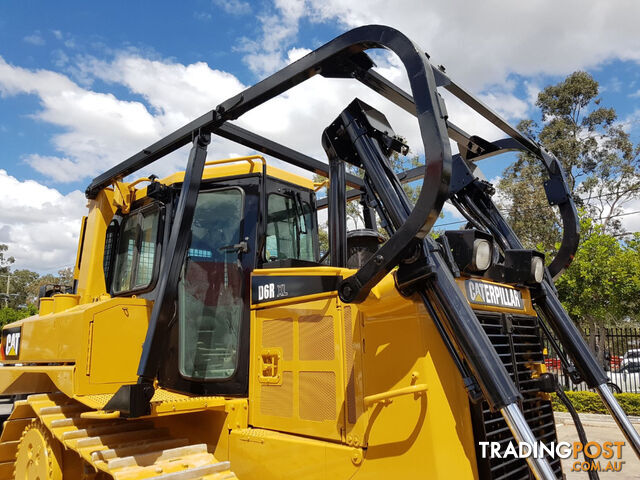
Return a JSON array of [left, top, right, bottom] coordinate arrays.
[[178, 188, 244, 380], [112, 205, 160, 293], [265, 193, 315, 262]]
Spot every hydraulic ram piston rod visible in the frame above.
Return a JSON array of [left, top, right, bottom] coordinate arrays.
[[501, 404, 559, 480]]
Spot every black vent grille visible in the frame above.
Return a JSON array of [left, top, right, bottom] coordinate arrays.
[[471, 312, 563, 480]]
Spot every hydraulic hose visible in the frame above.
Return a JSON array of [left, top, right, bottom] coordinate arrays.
[[555, 387, 600, 480]]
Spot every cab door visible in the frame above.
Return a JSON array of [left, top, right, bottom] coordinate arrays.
[[157, 179, 261, 396]]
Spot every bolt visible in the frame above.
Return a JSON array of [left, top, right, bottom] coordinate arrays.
[[374, 255, 384, 265]]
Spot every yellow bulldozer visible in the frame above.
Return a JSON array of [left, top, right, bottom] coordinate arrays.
[[0, 25, 638, 480]]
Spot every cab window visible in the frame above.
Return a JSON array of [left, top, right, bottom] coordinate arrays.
[[265, 193, 315, 262], [112, 205, 160, 293], [179, 188, 244, 380]]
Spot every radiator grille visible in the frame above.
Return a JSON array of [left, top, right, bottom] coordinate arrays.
[[261, 371, 293, 417], [299, 315, 334, 361], [472, 312, 563, 480], [299, 371, 336, 421], [262, 317, 293, 361]]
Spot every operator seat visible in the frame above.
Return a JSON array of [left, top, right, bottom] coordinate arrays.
[[346, 229, 386, 268]]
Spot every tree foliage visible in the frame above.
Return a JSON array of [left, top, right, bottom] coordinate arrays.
[[8, 269, 40, 307], [0, 244, 14, 276], [555, 216, 640, 326], [0, 305, 37, 328], [0, 244, 73, 314], [498, 71, 640, 254]]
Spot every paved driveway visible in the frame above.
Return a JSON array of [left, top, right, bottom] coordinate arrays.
[[555, 412, 640, 479]]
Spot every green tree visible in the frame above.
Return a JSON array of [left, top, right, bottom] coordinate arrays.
[[7, 269, 40, 308], [0, 244, 14, 275], [0, 305, 37, 327], [0, 244, 15, 307], [0, 245, 74, 309], [498, 71, 640, 254], [555, 216, 640, 327]]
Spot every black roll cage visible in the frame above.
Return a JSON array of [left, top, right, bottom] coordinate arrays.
[[90, 23, 579, 389], [88, 27, 578, 286], [89, 21, 580, 391], [86, 26, 578, 282]]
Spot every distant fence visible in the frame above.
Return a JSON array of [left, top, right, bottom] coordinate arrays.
[[541, 326, 640, 394]]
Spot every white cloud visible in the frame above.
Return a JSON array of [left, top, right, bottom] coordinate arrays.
[[619, 109, 640, 134], [23, 31, 45, 46], [620, 201, 640, 232], [193, 11, 212, 21], [240, 0, 640, 91], [236, 0, 307, 76], [24, 155, 86, 183], [212, 0, 251, 15], [0, 56, 163, 182], [0, 170, 85, 272]]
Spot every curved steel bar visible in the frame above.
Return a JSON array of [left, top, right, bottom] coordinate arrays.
[[469, 141, 579, 279], [354, 62, 581, 280], [86, 25, 451, 302], [215, 25, 451, 302]]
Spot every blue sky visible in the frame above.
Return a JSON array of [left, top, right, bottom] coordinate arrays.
[[0, 1, 639, 272]]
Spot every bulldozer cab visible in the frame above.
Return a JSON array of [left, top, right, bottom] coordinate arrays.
[[101, 160, 320, 397]]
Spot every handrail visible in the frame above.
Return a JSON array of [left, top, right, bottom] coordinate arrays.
[[364, 383, 428, 408], [204, 154, 266, 170]]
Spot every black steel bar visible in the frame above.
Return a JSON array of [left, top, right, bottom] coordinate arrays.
[[215, 123, 365, 189], [329, 105, 555, 478], [555, 387, 601, 480], [330, 101, 521, 408], [137, 134, 211, 381], [85, 26, 452, 287], [434, 69, 543, 157], [316, 138, 526, 210], [538, 314, 580, 383], [328, 151, 347, 267], [454, 156, 640, 458], [357, 69, 480, 154], [357, 65, 580, 278], [86, 111, 216, 198], [537, 287, 607, 388], [216, 27, 452, 296], [335, 104, 423, 302]]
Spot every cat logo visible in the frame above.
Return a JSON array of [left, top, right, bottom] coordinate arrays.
[[465, 280, 524, 310], [3, 327, 21, 359]]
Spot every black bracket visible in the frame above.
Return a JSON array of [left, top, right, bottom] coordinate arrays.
[[103, 382, 155, 418], [544, 176, 571, 206]]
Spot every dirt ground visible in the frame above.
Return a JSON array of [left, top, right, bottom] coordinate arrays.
[[555, 412, 640, 479]]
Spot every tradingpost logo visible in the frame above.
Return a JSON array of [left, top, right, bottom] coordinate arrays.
[[479, 441, 626, 473]]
